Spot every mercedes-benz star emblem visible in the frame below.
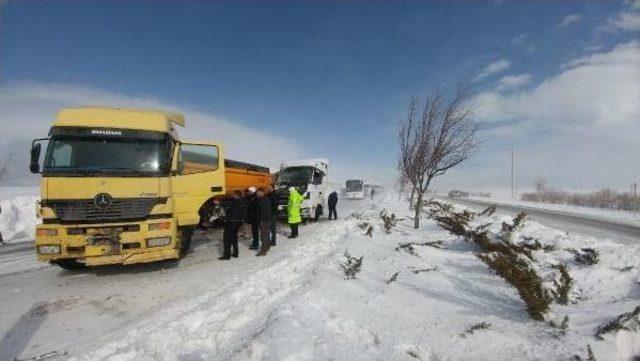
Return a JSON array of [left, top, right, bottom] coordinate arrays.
[[94, 193, 113, 209]]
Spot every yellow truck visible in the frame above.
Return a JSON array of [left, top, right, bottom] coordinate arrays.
[[30, 107, 271, 269]]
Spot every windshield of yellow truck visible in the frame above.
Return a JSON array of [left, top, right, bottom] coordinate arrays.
[[43, 136, 171, 176]]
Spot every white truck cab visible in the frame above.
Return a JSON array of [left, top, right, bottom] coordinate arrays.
[[275, 158, 330, 221]]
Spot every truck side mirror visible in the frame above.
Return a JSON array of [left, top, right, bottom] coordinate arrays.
[[30, 143, 42, 173]]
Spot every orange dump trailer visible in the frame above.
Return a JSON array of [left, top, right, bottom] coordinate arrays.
[[223, 159, 271, 194]]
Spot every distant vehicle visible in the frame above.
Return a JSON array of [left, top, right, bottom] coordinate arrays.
[[448, 190, 469, 198], [345, 179, 365, 199], [275, 158, 330, 221], [364, 182, 382, 197]]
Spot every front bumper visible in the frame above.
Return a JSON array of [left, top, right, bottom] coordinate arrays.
[[35, 218, 180, 266]]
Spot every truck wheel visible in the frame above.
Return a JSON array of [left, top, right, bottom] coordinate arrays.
[[313, 205, 323, 222], [52, 259, 86, 270], [179, 227, 193, 256]]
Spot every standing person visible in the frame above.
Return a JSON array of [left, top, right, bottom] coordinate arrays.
[[256, 188, 272, 256], [218, 191, 244, 260], [268, 184, 278, 246], [370, 187, 376, 200], [245, 187, 260, 250], [328, 190, 338, 220], [287, 187, 303, 238]]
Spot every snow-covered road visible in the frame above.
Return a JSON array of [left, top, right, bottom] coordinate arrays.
[[445, 197, 640, 244], [1, 194, 639, 361], [0, 199, 369, 361]]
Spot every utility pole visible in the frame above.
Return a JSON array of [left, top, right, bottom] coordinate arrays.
[[510, 147, 514, 199]]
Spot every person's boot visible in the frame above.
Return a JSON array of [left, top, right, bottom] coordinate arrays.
[[232, 253, 238, 258], [219, 255, 231, 260], [287, 235, 295, 239], [270, 241, 276, 246], [249, 242, 259, 250]]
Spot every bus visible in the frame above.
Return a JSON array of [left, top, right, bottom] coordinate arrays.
[[345, 179, 365, 199]]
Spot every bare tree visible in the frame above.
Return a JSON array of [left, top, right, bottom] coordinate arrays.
[[397, 84, 479, 228]]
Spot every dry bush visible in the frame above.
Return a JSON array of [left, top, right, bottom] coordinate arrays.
[[380, 209, 398, 234], [358, 221, 374, 237], [386, 271, 400, 284], [551, 263, 573, 305], [478, 204, 497, 216], [595, 305, 640, 340], [460, 322, 491, 337], [409, 266, 438, 273], [547, 315, 569, 338], [571, 345, 597, 361], [340, 250, 363, 280], [523, 186, 639, 212], [571, 248, 600, 266]]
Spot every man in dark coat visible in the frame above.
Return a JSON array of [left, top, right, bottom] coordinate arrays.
[[328, 190, 338, 220], [268, 184, 278, 246], [245, 187, 260, 250], [219, 190, 244, 260], [256, 188, 272, 256]]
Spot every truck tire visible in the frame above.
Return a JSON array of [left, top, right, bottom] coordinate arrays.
[[179, 227, 193, 256], [52, 259, 86, 270], [313, 205, 323, 222]]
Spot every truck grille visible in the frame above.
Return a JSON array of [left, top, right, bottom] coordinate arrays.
[[43, 198, 166, 223]]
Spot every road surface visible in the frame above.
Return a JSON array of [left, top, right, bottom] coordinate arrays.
[[443, 197, 640, 244]]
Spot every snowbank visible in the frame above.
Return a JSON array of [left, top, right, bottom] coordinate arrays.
[[64, 194, 639, 360], [0, 186, 39, 243]]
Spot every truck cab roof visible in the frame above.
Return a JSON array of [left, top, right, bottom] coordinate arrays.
[[54, 107, 185, 134], [281, 158, 329, 173]]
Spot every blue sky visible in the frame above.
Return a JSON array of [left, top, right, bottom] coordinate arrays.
[[1, 1, 639, 191]]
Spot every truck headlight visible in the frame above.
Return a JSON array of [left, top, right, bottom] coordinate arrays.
[[38, 245, 60, 254], [148, 222, 171, 231], [146, 237, 171, 248], [37, 229, 58, 237]]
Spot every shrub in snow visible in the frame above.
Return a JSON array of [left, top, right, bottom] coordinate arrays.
[[426, 200, 475, 237], [386, 271, 400, 284], [357, 221, 374, 237], [571, 248, 599, 266], [595, 305, 640, 340], [551, 263, 573, 305], [460, 321, 491, 337], [478, 204, 496, 216], [547, 315, 569, 338], [477, 251, 552, 321], [395, 241, 445, 257], [340, 250, 363, 280], [379, 209, 398, 234], [409, 266, 438, 274], [571, 344, 597, 361], [429, 202, 552, 321]]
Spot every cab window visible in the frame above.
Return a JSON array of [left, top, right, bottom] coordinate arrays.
[[178, 144, 219, 175]]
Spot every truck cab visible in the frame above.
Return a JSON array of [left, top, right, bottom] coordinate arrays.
[[30, 107, 226, 268], [275, 158, 329, 221]]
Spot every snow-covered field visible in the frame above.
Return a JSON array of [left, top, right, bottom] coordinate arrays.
[[470, 195, 640, 227], [1, 192, 639, 360], [0, 186, 39, 243]]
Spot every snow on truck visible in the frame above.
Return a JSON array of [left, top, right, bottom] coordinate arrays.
[[275, 158, 330, 221], [29, 107, 270, 269]]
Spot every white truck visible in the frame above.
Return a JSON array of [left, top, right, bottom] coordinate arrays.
[[275, 158, 330, 221]]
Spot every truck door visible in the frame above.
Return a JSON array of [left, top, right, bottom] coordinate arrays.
[[172, 141, 226, 226]]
